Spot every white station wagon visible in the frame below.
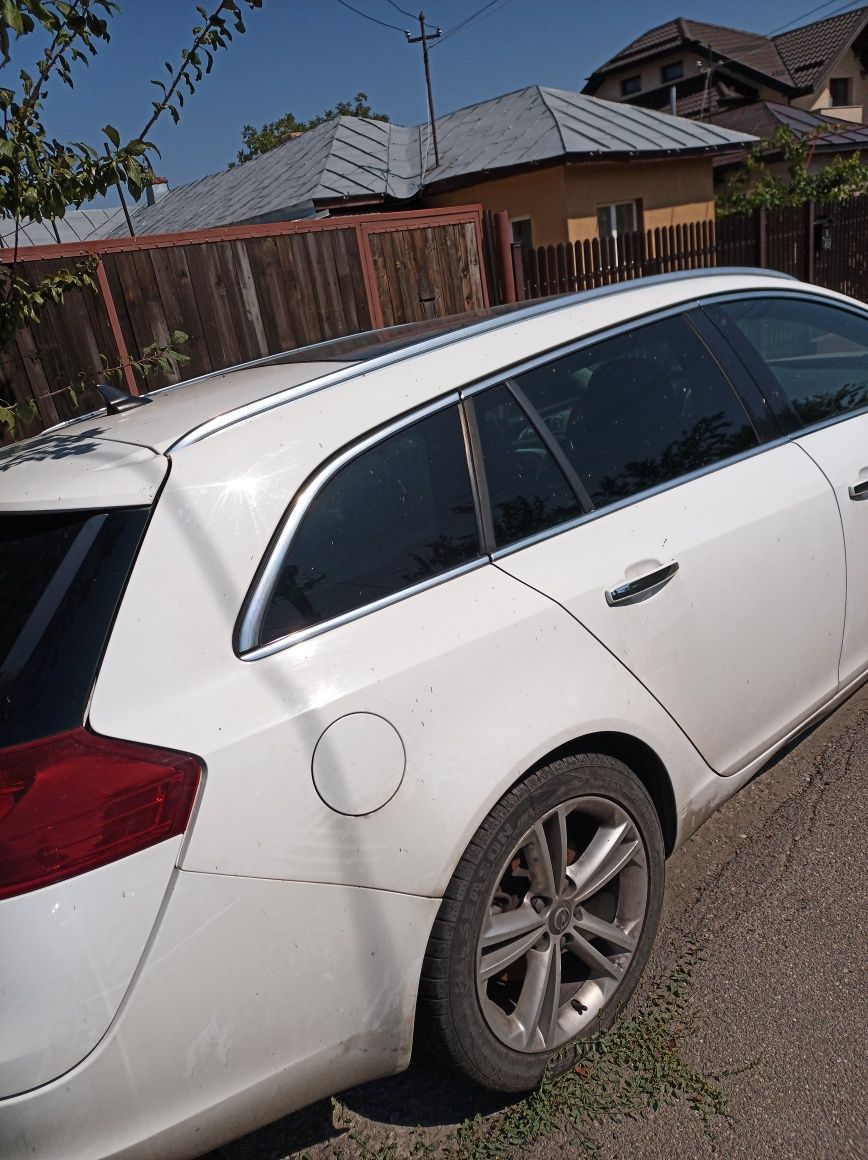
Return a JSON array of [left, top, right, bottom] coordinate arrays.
[[2, 269, 867, 1158]]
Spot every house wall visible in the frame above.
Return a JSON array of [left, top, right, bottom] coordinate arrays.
[[424, 157, 715, 248], [563, 157, 715, 243], [593, 51, 707, 103], [424, 166, 568, 247], [793, 48, 868, 122]]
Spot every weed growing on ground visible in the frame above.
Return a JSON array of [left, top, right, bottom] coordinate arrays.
[[328, 947, 734, 1159]]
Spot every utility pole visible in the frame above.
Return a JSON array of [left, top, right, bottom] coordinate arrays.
[[406, 12, 441, 168]]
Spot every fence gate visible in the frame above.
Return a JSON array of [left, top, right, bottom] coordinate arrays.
[[361, 212, 488, 327]]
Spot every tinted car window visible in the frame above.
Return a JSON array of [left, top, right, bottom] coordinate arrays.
[[0, 508, 149, 748], [713, 297, 868, 427], [515, 314, 757, 508], [260, 405, 480, 644], [474, 384, 583, 547]]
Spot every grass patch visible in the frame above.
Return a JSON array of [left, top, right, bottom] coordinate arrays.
[[326, 947, 737, 1159]]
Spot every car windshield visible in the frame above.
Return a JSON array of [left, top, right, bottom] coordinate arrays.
[[0, 508, 149, 747]]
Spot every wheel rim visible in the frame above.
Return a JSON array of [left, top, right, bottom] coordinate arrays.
[[475, 795, 648, 1054]]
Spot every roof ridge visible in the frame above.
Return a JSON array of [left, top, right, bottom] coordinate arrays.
[[536, 85, 568, 154]]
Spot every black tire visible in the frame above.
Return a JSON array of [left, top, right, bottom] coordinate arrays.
[[418, 753, 665, 1092]]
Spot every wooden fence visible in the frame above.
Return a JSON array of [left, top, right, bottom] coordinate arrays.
[[519, 196, 868, 304], [0, 206, 488, 436]]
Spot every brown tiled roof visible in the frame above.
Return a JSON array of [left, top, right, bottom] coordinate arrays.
[[774, 6, 868, 91], [586, 6, 868, 100], [586, 17, 793, 88]]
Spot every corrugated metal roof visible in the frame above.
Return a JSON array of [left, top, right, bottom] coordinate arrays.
[[111, 118, 422, 237], [0, 207, 126, 247], [108, 86, 753, 237]]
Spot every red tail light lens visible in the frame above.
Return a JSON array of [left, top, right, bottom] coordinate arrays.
[[0, 729, 201, 901]]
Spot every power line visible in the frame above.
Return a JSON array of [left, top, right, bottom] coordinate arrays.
[[333, 0, 408, 33], [383, 0, 419, 19], [432, 0, 516, 48], [768, 0, 866, 36]]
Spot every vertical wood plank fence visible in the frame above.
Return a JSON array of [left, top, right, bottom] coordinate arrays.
[[0, 206, 489, 437]]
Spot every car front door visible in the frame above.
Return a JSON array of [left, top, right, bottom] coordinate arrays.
[[705, 293, 868, 688], [472, 310, 845, 776]]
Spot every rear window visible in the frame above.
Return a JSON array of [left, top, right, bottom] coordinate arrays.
[[0, 508, 149, 748]]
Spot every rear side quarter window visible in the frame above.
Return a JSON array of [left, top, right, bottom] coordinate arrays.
[[249, 404, 481, 650]]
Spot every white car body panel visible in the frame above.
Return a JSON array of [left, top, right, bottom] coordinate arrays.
[[0, 437, 166, 511], [495, 443, 846, 775], [0, 837, 182, 1097], [0, 870, 438, 1160], [796, 413, 868, 685], [91, 526, 709, 893]]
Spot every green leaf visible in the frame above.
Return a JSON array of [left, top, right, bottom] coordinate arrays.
[[102, 123, 120, 148]]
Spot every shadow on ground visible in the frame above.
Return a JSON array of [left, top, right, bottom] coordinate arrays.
[[200, 1053, 513, 1160]]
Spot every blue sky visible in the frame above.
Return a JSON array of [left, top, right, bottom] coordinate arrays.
[[5, 1, 852, 199]]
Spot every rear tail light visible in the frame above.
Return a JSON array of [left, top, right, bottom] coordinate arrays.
[[0, 729, 201, 901]]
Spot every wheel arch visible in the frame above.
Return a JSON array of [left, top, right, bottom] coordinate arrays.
[[522, 731, 677, 856]]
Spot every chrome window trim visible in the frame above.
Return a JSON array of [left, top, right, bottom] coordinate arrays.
[[489, 435, 792, 562], [699, 289, 868, 442], [238, 392, 469, 658], [169, 270, 795, 452], [242, 558, 488, 661]]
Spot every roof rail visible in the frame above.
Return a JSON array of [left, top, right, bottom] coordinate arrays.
[[168, 267, 797, 452]]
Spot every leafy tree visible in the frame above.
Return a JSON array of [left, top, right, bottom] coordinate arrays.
[[235, 91, 388, 163], [717, 125, 868, 215], [0, 0, 263, 351]]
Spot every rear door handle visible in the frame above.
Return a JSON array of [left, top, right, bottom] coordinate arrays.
[[848, 479, 868, 500], [606, 561, 679, 606]]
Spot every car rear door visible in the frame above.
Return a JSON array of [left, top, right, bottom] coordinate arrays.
[[474, 309, 845, 776], [705, 292, 868, 688]]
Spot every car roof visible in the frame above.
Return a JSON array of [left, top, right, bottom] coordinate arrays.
[[1, 268, 814, 494]]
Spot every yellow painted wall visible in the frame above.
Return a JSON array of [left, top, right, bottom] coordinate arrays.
[[425, 166, 568, 247], [793, 49, 868, 122], [424, 157, 715, 248], [564, 157, 715, 244]]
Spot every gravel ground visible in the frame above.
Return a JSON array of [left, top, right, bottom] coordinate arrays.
[[205, 686, 868, 1160]]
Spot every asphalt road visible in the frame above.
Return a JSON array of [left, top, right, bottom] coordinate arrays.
[[206, 685, 868, 1160]]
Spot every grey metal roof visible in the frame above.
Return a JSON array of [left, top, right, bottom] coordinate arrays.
[[0, 207, 125, 248], [109, 85, 754, 238]]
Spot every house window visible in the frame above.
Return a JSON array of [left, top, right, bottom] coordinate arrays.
[[510, 217, 533, 250], [661, 60, 684, 83], [621, 75, 642, 96], [829, 77, 851, 106], [597, 200, 638, 242]]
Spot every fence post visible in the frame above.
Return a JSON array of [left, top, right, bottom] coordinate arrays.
[[756, 206, 768, 268], [510, 242, 526, 301], [804, 201, 815, 284], [95, 258, 138, 394], [492, 210, 517, 303]]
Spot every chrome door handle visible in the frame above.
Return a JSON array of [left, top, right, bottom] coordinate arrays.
[[606, 561, 679, 606], [848, 479, 868, 500]]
